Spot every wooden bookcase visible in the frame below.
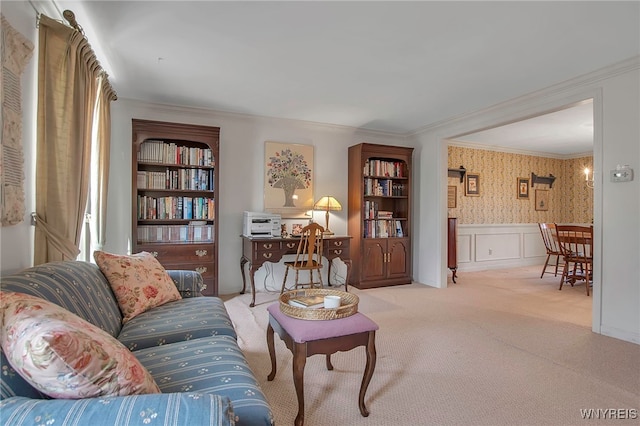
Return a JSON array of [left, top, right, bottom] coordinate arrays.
[[132, 119, 220, 296], [348, 143, 413, 289]]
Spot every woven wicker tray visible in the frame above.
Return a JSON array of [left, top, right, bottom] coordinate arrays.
[[279, 289, 359, 320]]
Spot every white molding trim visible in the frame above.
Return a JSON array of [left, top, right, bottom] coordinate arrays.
[[446, 139, 593, 160]]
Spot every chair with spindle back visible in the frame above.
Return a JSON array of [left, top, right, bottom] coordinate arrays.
[[555, 224, 593, 296]]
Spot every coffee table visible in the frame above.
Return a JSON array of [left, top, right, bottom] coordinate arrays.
[[266, 303, 378, 426]]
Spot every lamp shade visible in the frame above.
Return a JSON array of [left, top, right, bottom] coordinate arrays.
[[313, 196, 341, 235], [313, 196, 342, 211]]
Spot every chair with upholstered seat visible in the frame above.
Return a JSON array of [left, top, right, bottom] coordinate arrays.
[[555, 224, 593, 296], [538, 223, 563, 278], [281, 222, 325, 293]]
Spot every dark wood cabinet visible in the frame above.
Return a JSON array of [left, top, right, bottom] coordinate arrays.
[[448, 217, 458, 283], [348, 143, 413, 289], [132, 119, 220, 296]]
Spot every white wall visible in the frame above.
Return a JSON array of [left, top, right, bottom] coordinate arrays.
[[107, 100, 409, 295], [413, 57, 640, 344]]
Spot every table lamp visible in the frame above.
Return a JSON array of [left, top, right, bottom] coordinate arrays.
[[313, 196, 342, 235]]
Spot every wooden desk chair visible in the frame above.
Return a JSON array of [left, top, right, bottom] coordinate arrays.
[[555, 224, 593, 296], [281, 222, 325, 293], [538, 223, 563, 278]]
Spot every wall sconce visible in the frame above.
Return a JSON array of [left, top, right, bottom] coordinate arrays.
[[584, 168, 594, 189], [313, 196, 342, 235]]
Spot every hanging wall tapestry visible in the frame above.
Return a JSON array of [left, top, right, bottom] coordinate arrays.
[[1, 15, 34, 226]]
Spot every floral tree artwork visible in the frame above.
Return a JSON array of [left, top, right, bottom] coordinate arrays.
[[266, 146, 312, 208]]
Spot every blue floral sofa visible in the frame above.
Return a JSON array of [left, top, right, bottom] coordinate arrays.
[[0, 261, 274, 426]]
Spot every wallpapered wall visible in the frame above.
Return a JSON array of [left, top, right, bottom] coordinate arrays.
[[448, 145, 593, 224]]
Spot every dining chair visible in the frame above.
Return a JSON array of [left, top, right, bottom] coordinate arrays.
[[538, 223, 563, 279], [281, 222, 325, 293], [555, 224, 593, 296]]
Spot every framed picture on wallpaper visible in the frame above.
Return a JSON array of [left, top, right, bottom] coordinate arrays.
[[517, 177, 530, 199], [465, 173, 480, 196], [264, 141, 314, 217], [535, 189, 549, 211], [447, 185, 457, 208]]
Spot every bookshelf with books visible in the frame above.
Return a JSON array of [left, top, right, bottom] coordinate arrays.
[[132, 119, 220, 296], [348, 143, 413, 289]]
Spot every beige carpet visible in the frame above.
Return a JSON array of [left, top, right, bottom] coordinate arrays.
[[223, 266, 640, 425]]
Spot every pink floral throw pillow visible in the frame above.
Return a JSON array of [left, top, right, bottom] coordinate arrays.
[[93, 251, 181, 324], [0, 291, 161, 399]]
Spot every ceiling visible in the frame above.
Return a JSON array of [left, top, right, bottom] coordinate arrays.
[[47, 1, 638, 154], [452, 100, 594, 157]]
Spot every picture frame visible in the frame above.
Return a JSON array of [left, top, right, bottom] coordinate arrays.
[[290, 221, 306, 237], [447, 185, 457, 208], [517, 177, 530, 199], [535, 189, 549, 211], [264, 141, 314, 217], [465, 173, 480, 196]]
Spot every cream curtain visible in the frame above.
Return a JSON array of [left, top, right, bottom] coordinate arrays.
[[34, 15, 114, 264], [91, 74, 117, 251]]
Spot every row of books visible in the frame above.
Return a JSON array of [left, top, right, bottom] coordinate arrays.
[[364, 200, 397, 220], [363, 159, 406, 178], [363, 219, 404, 238], [137, 196, 215, 220], [137, 224, 214, 243], [364, 178, 405, 196], [137, 169, 214, 191], [138, 140, 214, 167]]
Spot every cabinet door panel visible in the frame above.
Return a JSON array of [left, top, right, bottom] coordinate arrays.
[[387, 239, 409, 279], [361, 240, 386, 281]]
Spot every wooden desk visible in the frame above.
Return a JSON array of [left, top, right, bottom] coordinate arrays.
[[240, 235, 352, 307]]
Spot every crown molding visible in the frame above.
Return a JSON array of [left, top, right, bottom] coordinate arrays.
[[446, 140, 592, 160]]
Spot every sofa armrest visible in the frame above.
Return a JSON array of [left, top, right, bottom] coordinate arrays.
[[1, 393, 234, 426], [166, 270, 205, 298]]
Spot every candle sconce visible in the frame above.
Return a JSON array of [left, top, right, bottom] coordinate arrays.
[[531, 172, 556, 188]]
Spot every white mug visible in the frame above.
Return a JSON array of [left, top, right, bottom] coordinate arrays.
[[324, 295, 341, 309]]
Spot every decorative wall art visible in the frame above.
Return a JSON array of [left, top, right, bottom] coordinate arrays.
[[535, 189, 549, 211], [447, 185, 457, 208], [517, 177, 530, 199], [264, 142, 314, 217], [465, 173, 480, 196], [1, 16, 34, 226]]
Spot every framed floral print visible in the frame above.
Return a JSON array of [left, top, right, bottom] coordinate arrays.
[[535, 189, 549, 211], [517, 177, 530, 199], [465, 173, 480, 196], [264, 142, 314, 217]]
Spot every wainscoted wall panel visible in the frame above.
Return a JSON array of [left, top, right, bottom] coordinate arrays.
[[447, 145, 593, 224], [523, 231, 547, 258], [457, 224, 548, 272], [475, 233, 521, 262]]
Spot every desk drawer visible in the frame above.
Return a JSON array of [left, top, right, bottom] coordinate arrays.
[[254, 241, 285, 262], [325, 239, 349, 249], [137, 244, 214, 263]]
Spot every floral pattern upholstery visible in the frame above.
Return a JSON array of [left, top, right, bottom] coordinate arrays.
[[135, 336, 274, 426], [1, 292, 160, 399], [94, 251, 182, 324], [0, 393, 235, 426]]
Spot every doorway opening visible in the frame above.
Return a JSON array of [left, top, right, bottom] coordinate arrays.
[[444, 99, 595, 327]]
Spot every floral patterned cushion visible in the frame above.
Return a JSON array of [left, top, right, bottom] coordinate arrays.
[[0, 291, 161, 399], [93, 251, 181, 324]]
